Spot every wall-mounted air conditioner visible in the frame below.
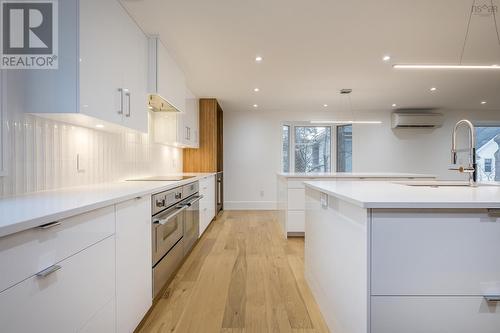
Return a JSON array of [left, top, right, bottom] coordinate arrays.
[[391, 112, 444, 129]]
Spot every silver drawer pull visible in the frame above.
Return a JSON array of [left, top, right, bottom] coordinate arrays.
[[36, 265, 61, 278], [485, 295, 500, 302], [38, 221, 61, 229]]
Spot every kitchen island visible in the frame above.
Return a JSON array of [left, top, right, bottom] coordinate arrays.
[[277, 173, 435, 237], [304, 180, 500, 333]]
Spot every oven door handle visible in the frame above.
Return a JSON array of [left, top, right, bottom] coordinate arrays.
[[184, 195, 204, 207], [153, 205, 188, 225]]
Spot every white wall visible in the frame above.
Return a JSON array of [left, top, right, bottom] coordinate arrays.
[[223, 109, 500, 210], [0, 109, 183, 197]]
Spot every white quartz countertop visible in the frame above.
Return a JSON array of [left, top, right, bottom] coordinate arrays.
[[277, 172, 435, 179], [304, 180, 500, 209], [0, 173, 215, 238]]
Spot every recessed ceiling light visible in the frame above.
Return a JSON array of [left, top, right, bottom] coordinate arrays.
[[254, 88, 260, 92], [430, 87, 437, 92], [383, 55, 391, 62], [481, 101, 487, 104], [253, 104, 259, 108], [392, 103, 397, 107], [255, 56, 263, 63], [95, 124, 104, 128], [323, 104, 328, 107]]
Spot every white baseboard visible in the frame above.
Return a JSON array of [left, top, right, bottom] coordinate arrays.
[[224, 201, 277, 210]]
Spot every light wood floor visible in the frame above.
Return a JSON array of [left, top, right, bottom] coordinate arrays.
[[139, 211, 329, 333]]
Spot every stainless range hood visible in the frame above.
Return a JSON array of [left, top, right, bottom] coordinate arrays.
[[147, 94, 181, 113]]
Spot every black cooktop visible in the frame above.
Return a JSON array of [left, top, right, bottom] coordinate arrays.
[[127, 176, 196, 181]]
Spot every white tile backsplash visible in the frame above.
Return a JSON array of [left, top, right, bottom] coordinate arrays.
[[0, 110, 182, 197]]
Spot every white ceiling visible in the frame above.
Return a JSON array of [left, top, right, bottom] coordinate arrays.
[[121, 0, 500, 113]]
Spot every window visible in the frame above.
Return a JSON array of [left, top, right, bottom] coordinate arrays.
[[337, 125, 352, 172], [294, 126, 332, 172], [484, 158, 493, 173], [475, 126, 500, 182], [282, 125, 290, 172]]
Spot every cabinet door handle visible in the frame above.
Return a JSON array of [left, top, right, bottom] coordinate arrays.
[[37, 221, 61, 229], [125, 90, 131, 118], [118, 88, 124, 114], [36, 265, 61, 278]]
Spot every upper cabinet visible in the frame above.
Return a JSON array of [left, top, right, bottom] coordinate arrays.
[[148, 38, 186, 114], [4, 0, 149, 133], [152, 90, 199, 148], [149, 37, 199, 148]]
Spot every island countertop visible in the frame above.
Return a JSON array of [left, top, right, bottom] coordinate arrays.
[[304, 180, 500, 209], [277, 172, 435, 179], [0, 173, 215, 238]]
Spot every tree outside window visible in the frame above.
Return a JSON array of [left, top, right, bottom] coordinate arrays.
[[294, 126, 331, 173]]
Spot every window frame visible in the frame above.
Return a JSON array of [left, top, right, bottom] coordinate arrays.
[[474, 122, 500, 183], [282, 122, 348, 173], [336, 124, 353, 173]]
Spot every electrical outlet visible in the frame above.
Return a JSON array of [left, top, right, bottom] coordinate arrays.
[[76, 154, 86, 173], [260, 190, 265, 198], [320, 192, 328, 209]]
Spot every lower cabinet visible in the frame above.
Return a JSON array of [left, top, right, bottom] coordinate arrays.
[[199, 175, 216, 236], [116, 196, 152, 333], [0, 236, 116, 333], [371, 296, 500, 333]]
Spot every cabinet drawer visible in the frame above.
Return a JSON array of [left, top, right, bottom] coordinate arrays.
[[0, 236, 116, 333], [287, 211, 305, 232], [288, 189, 305, 210], [371, 209, 500, 296], [371, 296, 500, 333], [0, 206, 115, 292]]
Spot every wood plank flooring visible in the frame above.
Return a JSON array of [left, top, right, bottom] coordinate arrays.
[[139, 211, 329, 333]]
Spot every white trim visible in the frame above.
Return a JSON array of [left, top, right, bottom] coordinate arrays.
[[224, 201, 277, 210]]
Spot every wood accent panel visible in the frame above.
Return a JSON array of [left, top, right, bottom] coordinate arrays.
[[138, 211, 330, 333], [183, 98, 223, 172]]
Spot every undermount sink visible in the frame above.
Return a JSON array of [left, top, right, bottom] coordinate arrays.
[[394, 180, 500, 188]]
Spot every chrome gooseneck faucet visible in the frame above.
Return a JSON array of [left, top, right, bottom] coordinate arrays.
[[450, 119, 477, 186]]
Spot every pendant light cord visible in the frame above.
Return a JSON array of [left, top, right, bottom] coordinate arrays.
[[491, 0, 500, 49], [460, 0, 500, 63], [459, 0, 476, 64]]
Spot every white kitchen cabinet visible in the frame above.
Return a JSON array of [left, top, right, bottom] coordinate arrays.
[[199, 175, 216, 236], [183, 90, 200, 148], [0, 205, 115, 293], [0, 236, 116, 333], [149, 37, 200, 148], [371, 209, 500, 296], [149, 37, 186, 114], [116, 196, 152, 333], [371, 296, 500, 333], [7, 0, 149, 133]]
